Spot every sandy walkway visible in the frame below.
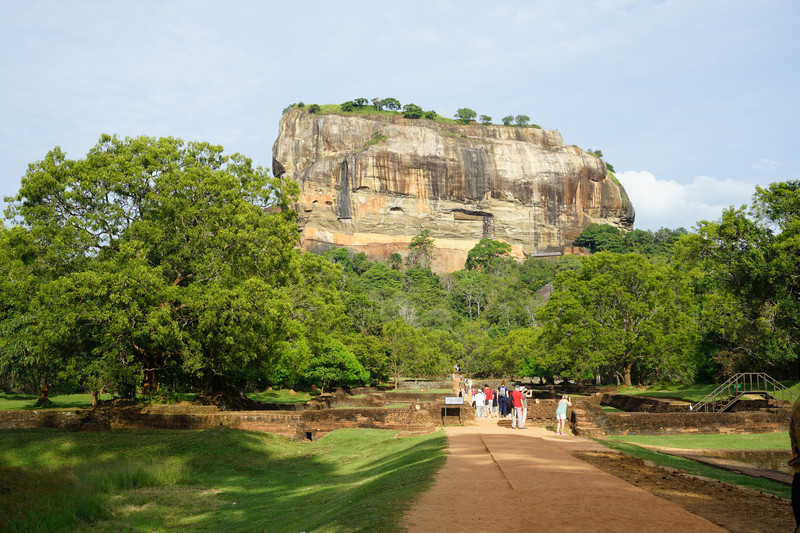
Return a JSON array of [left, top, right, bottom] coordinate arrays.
[[402, 418, 730, 532]]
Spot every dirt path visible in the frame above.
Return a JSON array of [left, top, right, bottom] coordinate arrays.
[[402, 418, 785, 532]]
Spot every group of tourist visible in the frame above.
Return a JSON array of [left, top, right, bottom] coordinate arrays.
[[455, 374, 573, 434]]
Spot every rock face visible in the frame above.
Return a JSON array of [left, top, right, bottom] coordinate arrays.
[[272, 108, 634, 272]]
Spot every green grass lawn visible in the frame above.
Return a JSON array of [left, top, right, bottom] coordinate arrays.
[[617, 384, 718, 402], [246, 389, 318, 404], [599, 439, 790, 499], [603, 432, 790, 450], [0, 390, 316, 410], [0, 427, 447, 533], [0, 393, 119, 410]]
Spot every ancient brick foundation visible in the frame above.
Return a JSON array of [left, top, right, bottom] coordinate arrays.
[[574, 402, 789, 436], [0, 404, 441, 441]]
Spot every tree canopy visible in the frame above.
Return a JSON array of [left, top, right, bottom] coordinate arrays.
[[454, 108, 477, 124], [2, 135, 797, 398]]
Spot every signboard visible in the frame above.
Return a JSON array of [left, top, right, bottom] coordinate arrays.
[[445, 396, 464, 405]]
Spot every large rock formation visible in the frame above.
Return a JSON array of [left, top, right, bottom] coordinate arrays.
[[272, 108, 634, 272]]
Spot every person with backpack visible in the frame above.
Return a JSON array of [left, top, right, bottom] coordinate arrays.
[[497, 382, 509, 418]]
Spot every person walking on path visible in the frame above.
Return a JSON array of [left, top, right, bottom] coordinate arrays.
[[520, 386, 529, 427], [497, 382, 509, 417], [555, 395, 572, 435], [510, 385, 526, 429], [474, 388, 486, 418], [484, 385, 494, 418]]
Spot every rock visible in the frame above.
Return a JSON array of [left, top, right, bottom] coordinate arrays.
[[273, 108, 635, 273]]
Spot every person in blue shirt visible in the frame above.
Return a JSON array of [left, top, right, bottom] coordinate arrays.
[[555, 395, 572, 435]]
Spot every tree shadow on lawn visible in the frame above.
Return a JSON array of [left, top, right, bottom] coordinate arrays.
[[0, 426, 447, 533]]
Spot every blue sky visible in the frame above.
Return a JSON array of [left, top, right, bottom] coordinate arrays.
[[1, 0, 797, 231]]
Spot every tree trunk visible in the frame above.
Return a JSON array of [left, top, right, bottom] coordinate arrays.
[[623, 362, 632, 387], [142, 369, 157, 395], [91, 390, 100, 406]]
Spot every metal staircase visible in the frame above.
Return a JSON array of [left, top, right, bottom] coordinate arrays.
[[689, 373, 796, 413]]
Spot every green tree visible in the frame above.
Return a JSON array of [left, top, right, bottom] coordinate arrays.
[[675, 180, 800, 377], [381, 98, 401, 111], [341, 101, 356, 112], [353, 98, 368, 108], [514, 115, 530, 126], [450, 271, 489, 319], [408, 229, 435, 268], [383, 320, 431, 388], [537, 252, 696, 386], [423, 110, 438, 120], [479, 115, 492, 125], [388, 252, 403, 270], [502, 115, 514, 126], [336, 332, 389, 384], [300, 338, 369, 393], [493, 327, 541, 380], [574, 223, 624, 253], [3, 135, 301, 397], [402, 103, 424, 119], [454, 108, 477, 124], [308, 104, 320, 114], [465, 238, 512, 271]]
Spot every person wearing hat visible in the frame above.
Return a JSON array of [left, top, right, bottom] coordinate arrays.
[[510, 385, 526, 429], [473, 387, 486, 418]]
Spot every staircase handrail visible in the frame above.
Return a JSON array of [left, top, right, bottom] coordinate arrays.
[[689, 372, 796, 413], [690, 374, 744, 413]]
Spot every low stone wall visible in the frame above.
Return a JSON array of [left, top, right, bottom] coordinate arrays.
[[579, 403, 789, 435], [0, 407, 303, 435], [0, 404, 439, 441], [525, 399, 559, 425], [601, 394, 687, 413]]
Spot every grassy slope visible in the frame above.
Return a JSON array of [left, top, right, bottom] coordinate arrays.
[[0, 427, 447, 533], [603, 432, 790, 450]]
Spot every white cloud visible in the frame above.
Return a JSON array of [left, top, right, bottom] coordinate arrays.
[[616, 171, 757, 231], [753, 158, 779, 172]]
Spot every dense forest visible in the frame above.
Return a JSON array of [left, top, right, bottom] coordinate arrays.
[[1, 135, 798, 401]]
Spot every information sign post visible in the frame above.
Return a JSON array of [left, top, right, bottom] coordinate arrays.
[[443, 396, 465, 426]]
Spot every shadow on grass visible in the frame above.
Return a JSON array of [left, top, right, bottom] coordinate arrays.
[[0, 426, 447, 533]]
